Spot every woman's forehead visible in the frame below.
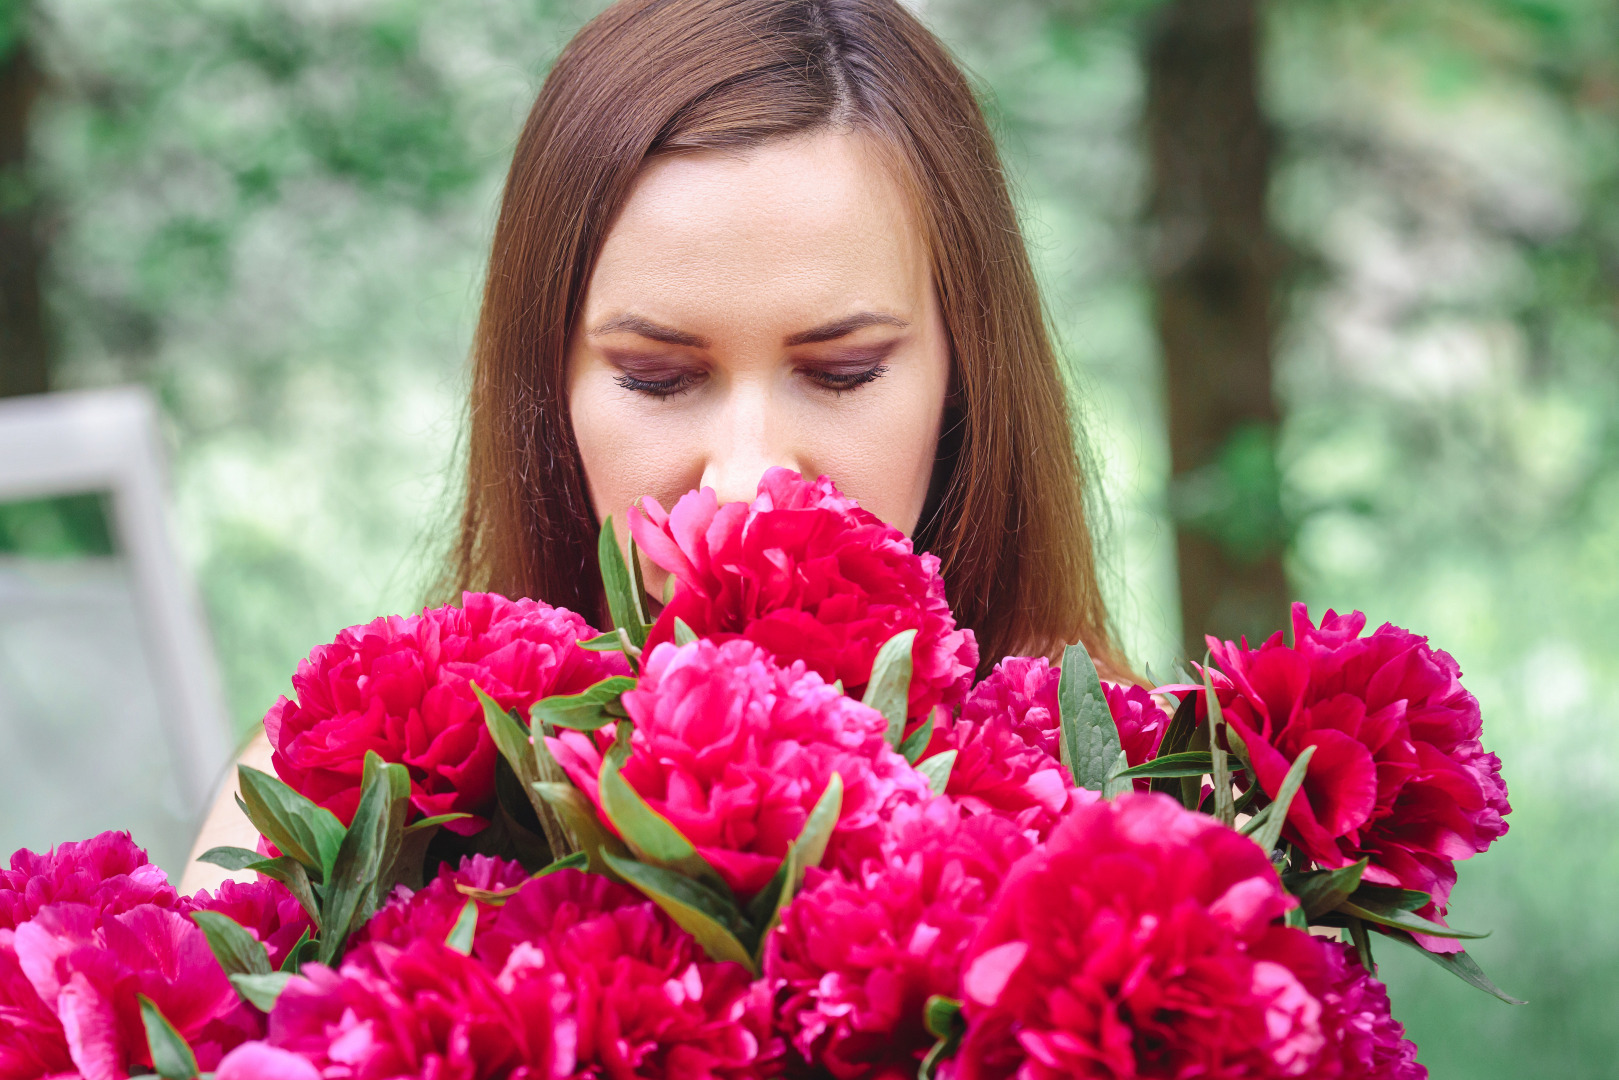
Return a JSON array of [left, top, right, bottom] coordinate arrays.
[[583, 130, 932, 340]]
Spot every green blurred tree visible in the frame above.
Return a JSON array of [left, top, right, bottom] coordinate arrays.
[[0, 0, 49, 398], [1143, 0, 1290, 659]]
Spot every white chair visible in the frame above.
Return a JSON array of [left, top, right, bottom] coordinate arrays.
[[0, 388, 232, 875]]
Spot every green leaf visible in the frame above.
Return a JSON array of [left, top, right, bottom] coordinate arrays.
[[403, 813, 473, 835], [531, 676, 638, 731], [1283, 859, 1367, 920], [920, 995, 966, 1080], [531, 781, 630, 875], [601, 852, 755, 970], [1352, 883, 1432, 912], [236, 766, 347, 882], [1337, 899, 1488, 939], [1057, 643, 1119, 791], [196, 846, 267, 872], [1347, 916, 1376, 972], [1110, 750, 1214, 780], [578, 631, 627, 652], [1378, 930, 1525, 1004], [241, 856, 320, 927], [1203, 663, 1235, 827], [361, 752, 411, 902], [898, 712, 935, 765], [1152, 691, 1200, 760], [1148, 691, 1203, 807], [521, 720, 579, 863], [793, 774, 843, 873], [539, 850, 589, 875], [137, 995, 199, 1080], [445, 898, 478, 955], [1101, 749, 1133, 799], [478, 685, 539, 784], [317, 761, 397, 965], [189, 911, 271, 977], [1245, 744, 1316, 856], [598, 517, 650, 647], [598, 740, 729, 890], [279, 928, 313, 973], [864, 629, 917, 748], [229, 972, 294, 1012], [673, 617, 698, 646], [748, 774, 846, 960], [916, 750, 956, 795]]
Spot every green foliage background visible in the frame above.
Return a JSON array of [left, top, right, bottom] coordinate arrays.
[[21, 0, 1618, 1072]]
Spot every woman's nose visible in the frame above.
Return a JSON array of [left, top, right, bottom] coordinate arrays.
[[698, 380, 803, 505]]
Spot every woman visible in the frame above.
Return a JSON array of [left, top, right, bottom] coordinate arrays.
[[183, 0, 1126, 888]]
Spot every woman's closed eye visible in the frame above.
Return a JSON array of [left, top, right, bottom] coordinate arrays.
[[801, 362, 889, 394], [613, 369, 704, 397]]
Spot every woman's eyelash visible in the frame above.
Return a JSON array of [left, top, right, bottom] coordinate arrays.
[[806, 364, 888, 393], [614, 372, 702, 397]]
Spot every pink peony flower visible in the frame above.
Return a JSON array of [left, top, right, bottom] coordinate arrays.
[[356, 855, 530, 951], [183, 877, 315, 973], [957, 792, 1335, 1080], [216, 1040, 323, 1080], [767, 798, 1034, 1079], [267, 592, 628, 833], [923, 658, 1160, 836], [629, 469, 978, 720], [0, 943, 73, 1079], [1206, 604, 1510, 947], [11, 902, 250, 1075], [254, 869, 778, 1079], [548, 639, 932, 899], [0, 832, 175, 930]]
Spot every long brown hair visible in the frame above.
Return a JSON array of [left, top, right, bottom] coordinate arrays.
[[449, 0, 1127, 676]]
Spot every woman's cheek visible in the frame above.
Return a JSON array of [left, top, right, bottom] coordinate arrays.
[[797, 378, 944, 537], [571, 373, 704, 527]]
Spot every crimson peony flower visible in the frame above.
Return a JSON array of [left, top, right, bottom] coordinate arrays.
[[259, 938, 564, 1079], [357, 855, 530, 952], [1312, 941, 1426, 1079], [549, 639, 932, 900], [184, 877, 315, 973], [0, 831, 176, 930], [629, 469, 978, 720], [267, 592, 628, 832], [1207, 604, 1510, 946], [1105, 680, 1170, 786], [767, 797, 1034, 1079], [481, 869, 778, 1078], [249, 869, 778, 1079], [957, 792, 1338, 1080], [923, 658, 1163, 835]]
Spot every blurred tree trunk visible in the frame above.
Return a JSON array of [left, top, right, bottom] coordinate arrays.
[[0, 14, 49, 399], [1144, 0, 1289, 658]]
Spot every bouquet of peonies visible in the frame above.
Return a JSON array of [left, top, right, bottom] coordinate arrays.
[[0, 470, 1515, 1079]]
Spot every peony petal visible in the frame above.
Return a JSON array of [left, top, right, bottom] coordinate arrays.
[[964, 942, 1029, 1007], [215, 1042, 323, 1080]]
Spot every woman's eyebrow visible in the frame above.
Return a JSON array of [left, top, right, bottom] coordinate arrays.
[[785, 312, 909, 346], [588, 311, 909, 348], [589, 313, 708, 348]]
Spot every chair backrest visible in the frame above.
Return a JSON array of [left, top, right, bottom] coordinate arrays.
[[0, 387, 231, 875]]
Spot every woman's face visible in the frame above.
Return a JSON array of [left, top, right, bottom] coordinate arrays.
[[568, 129, 951, 585]]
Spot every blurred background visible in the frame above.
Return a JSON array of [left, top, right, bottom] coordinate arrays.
[[0, 0, 1614, 1073]]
